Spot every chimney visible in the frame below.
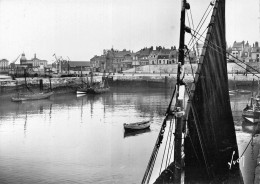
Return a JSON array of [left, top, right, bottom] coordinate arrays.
[[34, 53, 36, 59]]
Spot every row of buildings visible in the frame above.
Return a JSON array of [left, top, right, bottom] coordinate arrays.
[[0, 53, 90, 74], [90, 46, 195, 73], [1, 41, 260, 74]]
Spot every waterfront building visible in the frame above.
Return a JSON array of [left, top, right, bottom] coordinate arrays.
[[112, 49, 132, 72], [135, 47, 152, 66], [157, 55, 169, 65], [241, 41, 251, 62], [20, 53, 48, 69], [148, 50, 160, 65], [169, 47, 178, 64], [90, 55, 106, 72], [20, 53, 27, 66], [0, 59, 9, 70], [121, 53, 133, 71], [228, 41, 252, 63], [251, 42, 260, 62], [157, 48, 172, 64], [231, 41, 244, 58]]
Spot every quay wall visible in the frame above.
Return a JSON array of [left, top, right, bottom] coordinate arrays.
[[0, 73, 259, 91], [0, 76, 103, 95], [1, 62, 260, 96], [123, 63, 247, 74]]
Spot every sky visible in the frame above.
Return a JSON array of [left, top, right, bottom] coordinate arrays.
[[0, 0, 259, 63]]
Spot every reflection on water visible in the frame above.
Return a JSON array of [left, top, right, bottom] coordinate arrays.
[[124, 128, 151, 138], [0, 85, 259, 183], [0, 86, 170, 184]]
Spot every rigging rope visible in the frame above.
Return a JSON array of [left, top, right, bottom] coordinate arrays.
[[188, 2, 214, 47], [165, 118, 175, 168], [166, 85, 177, 115], [141, 118, 167, 184], [142, 83, 177, 183], [184, 45, 195, 81], [159, 119, 173, 174]]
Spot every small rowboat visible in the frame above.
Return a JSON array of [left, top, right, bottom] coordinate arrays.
[[124, 121, 151, 131]]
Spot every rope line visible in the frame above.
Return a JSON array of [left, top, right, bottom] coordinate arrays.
[[187, 3, 211, 46], [188, 2, 214, 47], [165, 119, 175, 168], [159, 119, 172, 174]]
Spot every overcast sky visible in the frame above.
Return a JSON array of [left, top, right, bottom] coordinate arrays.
[[0, 0, 258, 63]]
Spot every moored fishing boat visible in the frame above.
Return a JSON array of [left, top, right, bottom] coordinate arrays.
[[242, 97, 260, 123], [90, 82, 110, 94], [11, 91, 54, 102], [76, 87, 90, 94], [237, 89, 251, 94], [11, 69, 54, 102]]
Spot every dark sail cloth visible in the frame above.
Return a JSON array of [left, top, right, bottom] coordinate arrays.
[[184, 0, 240, 181], [155, 0, 241, 183]]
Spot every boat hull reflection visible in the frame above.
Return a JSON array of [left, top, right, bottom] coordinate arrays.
[[124, 127, 151, 138]]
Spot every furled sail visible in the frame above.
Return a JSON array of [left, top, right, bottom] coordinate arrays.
[[184, 0, 239, 178], [152, 0, 240, 183]]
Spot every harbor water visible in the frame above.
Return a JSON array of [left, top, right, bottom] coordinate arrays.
[[0, 83, 259, 183]]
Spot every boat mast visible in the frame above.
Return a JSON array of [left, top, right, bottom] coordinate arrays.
[[174, 0, 189, 183]]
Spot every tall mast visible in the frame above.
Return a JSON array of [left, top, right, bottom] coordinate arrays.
[[174, 0, 189, 183]]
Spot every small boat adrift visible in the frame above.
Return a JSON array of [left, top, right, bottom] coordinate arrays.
[[123, 121, 151, 131]]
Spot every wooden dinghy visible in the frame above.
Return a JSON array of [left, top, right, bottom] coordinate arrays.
[[124, 121, 151, 131], [11, 91, 54, 102]]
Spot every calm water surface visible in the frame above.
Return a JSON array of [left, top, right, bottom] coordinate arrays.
[[0, 85, 258, 183]]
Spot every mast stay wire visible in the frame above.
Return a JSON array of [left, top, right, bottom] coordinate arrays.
[[159, 118, 173, 175], [165, 119, 175, 168], [187, 1, 214, 47], [185, 2, 213, 82]]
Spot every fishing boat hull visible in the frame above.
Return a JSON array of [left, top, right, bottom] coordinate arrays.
[[237, 89, 251, 94], [124, 121, 151, 131], [11, 91, 54, 102], [242, 107, 260, 124], [76, 88, 90, 94], [93, 87, 110, 94], [242, 116, 260, 124], [76, 86, 110, 94]]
